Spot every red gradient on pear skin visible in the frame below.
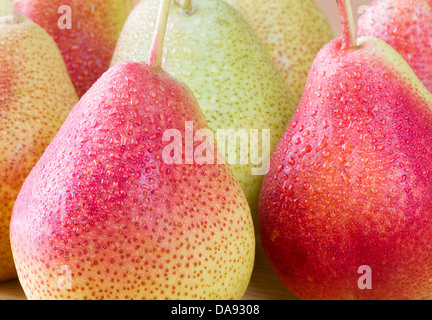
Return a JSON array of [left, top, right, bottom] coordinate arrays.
[[13, 0, 131, 97], [358, 0, 432, 93], [259, 38, 432, 300], [10, 61, 254, 300]]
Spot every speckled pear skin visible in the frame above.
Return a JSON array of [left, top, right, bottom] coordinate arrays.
[[111, 0, 297, 220], [10, 61, 255, 300], [259, 36, 432, 300], [358, 0, 432, 93], [0, 15, 78, 282], [224, 0, 334, 103], [13, 0, 133, 97]]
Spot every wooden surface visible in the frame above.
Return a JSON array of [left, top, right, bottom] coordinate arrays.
[[242, 242, 297, 300], [0, 242, 297, 300], [0, 278, 25, 300]]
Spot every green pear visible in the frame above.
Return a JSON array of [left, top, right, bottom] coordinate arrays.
[[224, 0, 334, 103], [112, 0, 297, 220], [0, 14, 78, 281]]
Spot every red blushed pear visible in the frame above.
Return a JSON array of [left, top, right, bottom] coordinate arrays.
[[13, 0, 133, 97], [10, 0, 254, 300], [357, 0, 432, 93], [258, 0, 432, 300]]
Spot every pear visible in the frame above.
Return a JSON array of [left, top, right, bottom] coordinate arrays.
[[112, 0, 297, 220], [0, 14, 78, 282], [13, 0, 133, 97], [224, 0, 334, 103], [357, 0, 432, 93], [259, 0, 432, 300], [0, 0, 12, 16], [10, 0, 255, 300]]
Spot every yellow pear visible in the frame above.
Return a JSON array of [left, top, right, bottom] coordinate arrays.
[[225, 0, 334, 102], [0, 14, 78, 281]]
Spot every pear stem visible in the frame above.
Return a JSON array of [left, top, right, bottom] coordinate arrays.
[[147, 0, 172, 69], [337, 0, 357, 50]]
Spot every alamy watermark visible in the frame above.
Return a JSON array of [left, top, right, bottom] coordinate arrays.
[[162, 121, 271, 176], [358, 265, 372, 290], [57, 265, 72, 290], [57, 5, 72, 30]]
